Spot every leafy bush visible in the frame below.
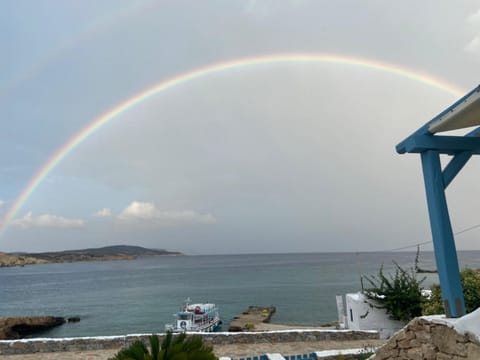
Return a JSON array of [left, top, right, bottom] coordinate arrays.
[[423, 268, 480, 315], [421, 283, 443, 315], [363, 262, 425, 322], [110, 332, 217, 360]]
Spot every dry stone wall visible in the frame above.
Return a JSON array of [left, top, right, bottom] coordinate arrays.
[[372, 318, 480, 360], [0, 329, 379, 355]]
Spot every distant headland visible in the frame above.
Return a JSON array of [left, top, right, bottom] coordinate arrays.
[[0, 245, 183, 267]]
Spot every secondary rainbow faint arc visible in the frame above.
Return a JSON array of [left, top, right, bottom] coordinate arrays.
[[0, 53, 466, 235]]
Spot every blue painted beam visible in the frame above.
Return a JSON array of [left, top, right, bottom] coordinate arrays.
[[466, 127, 480, 138], [421, 150, 465, 317], [398, 135, 480, 154], [442, 151, 472, 189], [439, 127, 480, 188]]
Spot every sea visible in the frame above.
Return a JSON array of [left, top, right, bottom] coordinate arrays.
[[2, 251, 480, 339]]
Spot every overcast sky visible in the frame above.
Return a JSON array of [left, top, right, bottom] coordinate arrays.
[[1, 0, 480, 254]]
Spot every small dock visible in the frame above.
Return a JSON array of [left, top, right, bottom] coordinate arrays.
[[228, 306, 276, 332]]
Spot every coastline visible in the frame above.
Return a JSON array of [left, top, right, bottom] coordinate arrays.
[[0, 245, 183, 268]]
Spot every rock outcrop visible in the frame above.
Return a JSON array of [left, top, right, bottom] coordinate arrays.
[[229, 306, 276, 331], [0, 253, 47, 267], [0, 316, 66, 340], [372, 317, 480, 359]]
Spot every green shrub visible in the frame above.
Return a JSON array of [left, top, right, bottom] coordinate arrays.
[[363, 262, 425, 322], [110, 332, 217, 360], [422, 268, 480, 315], [421, 283, 443, 315]]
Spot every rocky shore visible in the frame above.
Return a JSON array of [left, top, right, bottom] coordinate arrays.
[[0, 317, 67, 340]]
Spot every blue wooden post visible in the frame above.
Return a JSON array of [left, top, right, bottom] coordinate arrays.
[[421, 150, 465, 317]]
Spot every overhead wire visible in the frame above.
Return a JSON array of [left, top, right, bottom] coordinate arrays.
[[384, 222, 480, 252]]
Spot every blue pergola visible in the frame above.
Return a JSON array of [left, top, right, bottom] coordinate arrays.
[[397, 84, 480, 318]]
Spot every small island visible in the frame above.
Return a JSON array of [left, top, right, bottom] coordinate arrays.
[[0, 245, 183, 268]]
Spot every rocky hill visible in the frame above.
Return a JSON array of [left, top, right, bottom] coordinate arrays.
[[1, 245, 182, 267], [0, 253, 47, 267]]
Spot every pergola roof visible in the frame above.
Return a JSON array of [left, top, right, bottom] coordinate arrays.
[[396, 85, 480, 155], [429, 86, 480, 134], [395, 83, 480, 318]]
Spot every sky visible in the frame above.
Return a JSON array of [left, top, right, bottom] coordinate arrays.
[[1, 0, 480, 255]]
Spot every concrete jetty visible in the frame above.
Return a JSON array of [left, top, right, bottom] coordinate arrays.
[[229, 306, 276, 332]]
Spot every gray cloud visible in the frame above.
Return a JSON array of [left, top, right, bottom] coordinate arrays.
[[117, 201, 217, 226], [12, 212, 85, 229], [465, 8, 480, 53], [93, 208, 112, 217], [465, 36, 480, 53]]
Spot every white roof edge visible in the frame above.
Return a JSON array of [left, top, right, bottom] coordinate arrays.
[[428, 89, 480, 134]]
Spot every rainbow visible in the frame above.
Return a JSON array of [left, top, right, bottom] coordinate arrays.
[[0, 53, 466, 236]]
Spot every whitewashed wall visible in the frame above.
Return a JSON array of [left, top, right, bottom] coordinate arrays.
[[343, 292, 405, 339]]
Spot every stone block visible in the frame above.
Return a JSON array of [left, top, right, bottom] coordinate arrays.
[[420, 343, 437, 360], [466, 342, 480, 359], [455, 333, 469, 343], [409, 320, 423, 332], [397, 339, 412, 349], [453, 342, 468, 357], [409, 339, 422, 348], [406, 347, 424, 360], [396, 330, 407, 341], [431, 325, 457, 354], [415, 330, 432, 343], [374, 347, 399, 359], [397, 348, 412, 359], [436, 353, 453, 360]]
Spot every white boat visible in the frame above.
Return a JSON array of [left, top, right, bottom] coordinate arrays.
[[165, 299, 222, 333]]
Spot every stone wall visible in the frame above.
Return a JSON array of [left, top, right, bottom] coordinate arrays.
[[372, 318, 480, 360], [0, 330, 379, 355]]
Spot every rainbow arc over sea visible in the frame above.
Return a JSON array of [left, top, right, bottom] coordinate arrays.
[[0, 53, 466, 237]]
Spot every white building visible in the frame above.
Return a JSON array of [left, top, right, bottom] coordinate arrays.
[[337, 292, 405, 339]]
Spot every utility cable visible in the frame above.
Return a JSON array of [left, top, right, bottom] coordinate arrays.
[[384, 222, 480, 252]]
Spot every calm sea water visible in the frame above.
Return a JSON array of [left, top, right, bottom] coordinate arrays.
[[2, 251, 480, 338]]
